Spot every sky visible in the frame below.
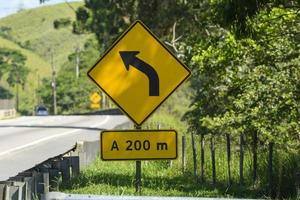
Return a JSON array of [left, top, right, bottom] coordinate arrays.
[[0, 0, 81, 18]]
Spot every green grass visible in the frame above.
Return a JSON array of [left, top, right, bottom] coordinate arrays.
[[0, 2, 91, 69], [61, 158, 261, 198]]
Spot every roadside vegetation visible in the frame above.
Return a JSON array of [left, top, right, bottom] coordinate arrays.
[[58, 1, 300, 199]]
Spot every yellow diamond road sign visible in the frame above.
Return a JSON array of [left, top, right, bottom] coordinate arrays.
[[90, 92, 101, 104], [101, 130, 177, 160], [88, 20, 191, 125]]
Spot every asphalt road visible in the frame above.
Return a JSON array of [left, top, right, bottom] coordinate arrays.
[[0, 115, 129, 180]]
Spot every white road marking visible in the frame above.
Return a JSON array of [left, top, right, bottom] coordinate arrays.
[[0, 129, 80, 157], [89, 116, 110, 128], [0, 116, 110, 157]]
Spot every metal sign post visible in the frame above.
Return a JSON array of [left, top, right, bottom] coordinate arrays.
[[135, 125, 142, 194]]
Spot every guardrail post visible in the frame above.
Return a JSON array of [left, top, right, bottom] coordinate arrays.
[[36, 172, 44, 195], [0, 184, 5, 200], [12, 182, 25, 200], [0, 182, 21, 200], [48, 169, 60, 191], [71, 157, 80, 177], [43, 173, 50, 194], [4, 184, 10, 200], [21, 176, 34, 200], [64, 156, 80, 178], [0, 183, 10, 200], [10, 185, 20, 200], [60, 159, 71, 183]]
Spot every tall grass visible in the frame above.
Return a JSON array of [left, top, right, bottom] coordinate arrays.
[[61, 110, 299, 199]]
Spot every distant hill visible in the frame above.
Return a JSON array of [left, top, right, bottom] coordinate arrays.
[[0, 2, 93, 114], [0, 2, 91, 69]]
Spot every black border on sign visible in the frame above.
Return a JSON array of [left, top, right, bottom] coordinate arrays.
[[100, 129, 178, 161], [87, 20, 191, 126]]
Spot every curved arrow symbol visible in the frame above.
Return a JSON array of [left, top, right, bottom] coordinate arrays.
[[120, 51, 159, 96]]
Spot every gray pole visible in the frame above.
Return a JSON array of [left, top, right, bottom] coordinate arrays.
[[135, 124, 142, 194], [75, 47, 80, 79], [15, 84, 19, 112], [51, 50, 57, 115]]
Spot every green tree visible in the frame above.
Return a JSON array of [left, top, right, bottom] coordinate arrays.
[[73, 0, 136, 50], [0, 48, 29, 110], [186, 4, 300, 197]]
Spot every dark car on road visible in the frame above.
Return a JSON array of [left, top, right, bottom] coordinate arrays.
[[35, 105, 49, 116]]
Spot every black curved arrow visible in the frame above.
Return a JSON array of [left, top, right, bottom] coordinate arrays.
[[119, 51, 159, 96]]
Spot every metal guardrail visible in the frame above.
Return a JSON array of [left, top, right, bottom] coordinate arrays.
[[0, 156, 80, 200], [0, 120, 132, 199], [42, 192, 261, 200]]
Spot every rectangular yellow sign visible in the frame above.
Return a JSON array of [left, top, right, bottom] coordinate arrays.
[[100, 130, 177, 160], [90, 103, 100, 109]]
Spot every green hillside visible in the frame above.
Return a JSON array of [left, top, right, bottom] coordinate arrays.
[[0, 37, 51, 76], [0, 2, 93, 114], [0, 36, 51, 113], [0, 2, 91, 69]]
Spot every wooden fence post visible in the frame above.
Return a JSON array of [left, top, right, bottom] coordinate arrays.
[[226, 133, 231, 186], [252, 131, 258, 183], [200, 133, 205, 182], [191, 131, 197, 180], [239, 133, 244, 185], [182, 136, 186, 173], [210, 135, 216, 186], [268, 142, 274, 197], [296, 171, 300, 198]]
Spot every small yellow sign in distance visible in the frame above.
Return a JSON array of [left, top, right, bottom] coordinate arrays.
[[88, 20, 191, 125], [90, 103, 100, 109], [101, 130, 177, 160], [90, 92, 101, 104]]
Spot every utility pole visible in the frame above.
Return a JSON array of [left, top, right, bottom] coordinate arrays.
[[14, 65, 20, 112], [15, 83, 19, 112], [50, 49, 57, 115], [37, 73, 40, 104], [75, 47, 80, 79]]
